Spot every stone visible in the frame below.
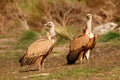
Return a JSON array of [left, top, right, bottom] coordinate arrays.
[[93, 22, 117, 35]]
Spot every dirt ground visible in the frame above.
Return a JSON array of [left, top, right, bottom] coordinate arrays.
[[0, 37, 120, 80]]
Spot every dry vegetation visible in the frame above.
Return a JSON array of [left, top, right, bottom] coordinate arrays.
[[0, 36, 120, 80], [0, 0, 120, 80], [0, 0, 120, 36]]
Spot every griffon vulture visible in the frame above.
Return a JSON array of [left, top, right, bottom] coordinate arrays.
[[19, 22, 56, 70], [67, 14, 97, 64]]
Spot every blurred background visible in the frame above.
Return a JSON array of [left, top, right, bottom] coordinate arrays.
[[0, 0, 120, 80]]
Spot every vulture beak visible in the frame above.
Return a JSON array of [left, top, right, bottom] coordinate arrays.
[[44, 23, 47, 26], [86, 14, 92, 20], [44, 23, 51, 30], [44, 22, 54, 28], [86, 15, 89, 19]]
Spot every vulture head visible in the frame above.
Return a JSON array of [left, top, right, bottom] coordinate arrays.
[[44, 22, 55, 28], [86, 14, 92, 20], [44, 22, 56, 39]]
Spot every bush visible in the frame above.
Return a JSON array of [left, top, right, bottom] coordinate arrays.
[[99, 31, 120, 42], [16, 30, 39, 49], [56, 35, 70, 46], [19, 30, 38, 41]]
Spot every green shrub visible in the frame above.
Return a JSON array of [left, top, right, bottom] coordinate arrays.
[[19, 30, 38, 41], [99, 31, 120, 42], [56, 35, 70, 46], [16, 30, 39, 49]]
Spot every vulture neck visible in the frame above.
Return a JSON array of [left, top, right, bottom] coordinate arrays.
[[49, 26, 55, 39], [86, 16, 94, 38], [87, 17, 92, 33]]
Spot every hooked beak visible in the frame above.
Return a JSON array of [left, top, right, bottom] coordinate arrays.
[[86, 15, 89, 19], [44, 23, 47, 26], [44, 23, 50, 30], [44, 23, 51, 28]]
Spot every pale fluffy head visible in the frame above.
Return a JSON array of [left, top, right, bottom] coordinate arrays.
[[44, 21, 56, 39], [44, 22, 55, 28], [86, 14, 92, 20]]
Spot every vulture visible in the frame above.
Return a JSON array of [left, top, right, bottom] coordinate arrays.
[[19, 22, 56, 70], [67, 14, 97, 64]]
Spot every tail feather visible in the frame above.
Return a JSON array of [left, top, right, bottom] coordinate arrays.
[[19, 54, 26, 66], [19, 55, 39, 66], [67, 49, 82, 64], [29, 57, 37, 64]]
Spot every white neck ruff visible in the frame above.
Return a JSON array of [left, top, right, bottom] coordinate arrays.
[[88, 32, 94, 38], [87, 19, 92, 32], [50, 26, 55, 38]]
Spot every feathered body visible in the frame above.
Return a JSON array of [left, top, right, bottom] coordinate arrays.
[[67, 14, 97, 64], [19, 22, 56, 70]]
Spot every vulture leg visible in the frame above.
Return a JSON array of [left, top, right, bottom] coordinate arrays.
[[34, 57, 42, 71], [41, 62, 44, 70], [41, 58, 45, 70], [85, 50, 90, 63], [77, 51, 84, 64]]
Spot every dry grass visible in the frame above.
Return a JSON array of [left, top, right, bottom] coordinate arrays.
[[0, 33, 120, 80], [1, 0, 120, 40], [0, 1, 120, 79]]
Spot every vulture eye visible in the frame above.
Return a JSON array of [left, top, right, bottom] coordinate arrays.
[[87, 14, 90, 17], [48, 22, 51, 24]]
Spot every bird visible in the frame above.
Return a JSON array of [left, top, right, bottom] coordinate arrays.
[[19, 22, 56, 70], [66, 14, 97, 64]]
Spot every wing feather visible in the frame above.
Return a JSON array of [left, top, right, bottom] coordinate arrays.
[[67, 35, 90, 64], [26, 38, 54, 58], [70, 35, 89, 51]]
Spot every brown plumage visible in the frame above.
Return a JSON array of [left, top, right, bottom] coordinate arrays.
[[19, 22, 56, 70], [67, 14, 97, 64]]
